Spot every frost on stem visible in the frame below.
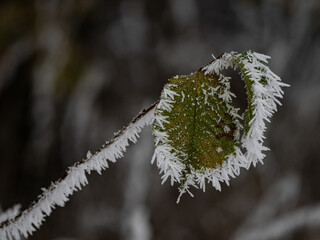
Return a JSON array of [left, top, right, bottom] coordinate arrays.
[[152, 50, 289, 202], [0, 205, 21, 226], [0, 102, 157, 240], [0, 50, 288, 240]]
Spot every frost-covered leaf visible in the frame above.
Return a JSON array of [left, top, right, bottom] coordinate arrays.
[[153, 71, 241, 175], [152, 50, 289, 201]]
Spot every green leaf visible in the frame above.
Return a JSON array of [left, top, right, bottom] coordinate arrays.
[[153, 71, 241, 174], [152, 51, 288, 201]]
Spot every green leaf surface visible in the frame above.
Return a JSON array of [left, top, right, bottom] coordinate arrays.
[[154, 71, 240, 173]]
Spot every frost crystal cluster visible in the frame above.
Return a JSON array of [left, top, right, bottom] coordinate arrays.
[[152, 51, 289, 201], [0, 105, 155, 240], [0, 50, 288, 240]]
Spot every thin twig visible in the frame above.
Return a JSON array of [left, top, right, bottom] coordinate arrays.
[[0, 100, 159, 238]]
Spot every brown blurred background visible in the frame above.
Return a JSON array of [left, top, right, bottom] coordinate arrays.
[[1, 0, 320, 239]]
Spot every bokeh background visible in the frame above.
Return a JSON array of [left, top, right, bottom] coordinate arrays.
[[1, 0, 320, 239]]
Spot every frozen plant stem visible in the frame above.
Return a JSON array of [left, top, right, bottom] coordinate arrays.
[[0, 50, 288, 240], [0, 101, 158, 240]]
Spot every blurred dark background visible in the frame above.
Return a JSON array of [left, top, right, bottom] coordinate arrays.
[[1, 0, 320, 239]]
